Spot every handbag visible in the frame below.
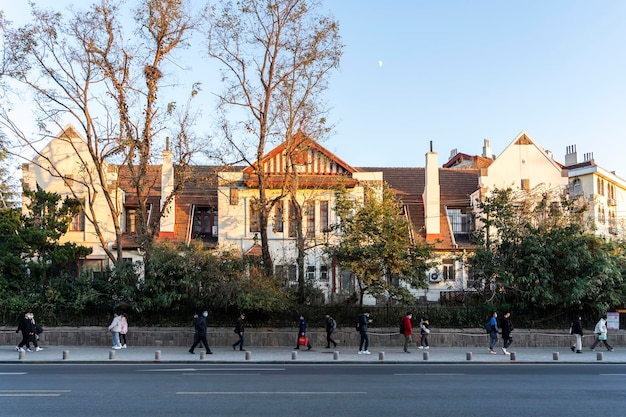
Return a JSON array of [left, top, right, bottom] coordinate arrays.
[[599, 333, 607, 341], [298, 336, 309, 346]]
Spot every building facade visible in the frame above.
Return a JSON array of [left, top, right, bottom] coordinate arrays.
[[25, 126, 612, 304]]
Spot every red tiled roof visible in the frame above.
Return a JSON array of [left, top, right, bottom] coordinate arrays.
[[358, 167, 480, 249]]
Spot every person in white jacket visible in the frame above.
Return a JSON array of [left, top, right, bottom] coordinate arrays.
[[590, 316, 614, 352], [108, 313, 123, 349]]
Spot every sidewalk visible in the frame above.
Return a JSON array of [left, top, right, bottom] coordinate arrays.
[[2, 345, 625, 364]]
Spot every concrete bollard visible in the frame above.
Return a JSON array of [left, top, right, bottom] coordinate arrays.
[[109, 350, 116, 360], [553, 352, 559, 361], [200, 352, 206, 360], [466, 352, 472, 361], [18, 350, 25, 360], [510, 352, 516, 361], [597, 352, 604, 361], [291, 351, 298, 360], [423, 351, 429, 361], [245, 351, 252, 361], [155, 350, 161, 361], [63, 350, 70, 360], [333, 351, 339, 360], [378, 351, 385, 361]]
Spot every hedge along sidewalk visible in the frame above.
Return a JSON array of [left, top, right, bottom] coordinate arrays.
[[1, 327, 623, 348]]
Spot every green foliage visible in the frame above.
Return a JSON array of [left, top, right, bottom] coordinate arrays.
[[326, 185, 436, 305], [468, 187, 626, 314]]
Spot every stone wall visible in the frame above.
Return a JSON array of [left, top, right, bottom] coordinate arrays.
[[3, 327, 624, 348]]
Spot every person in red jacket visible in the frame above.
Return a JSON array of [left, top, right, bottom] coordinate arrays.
[[402, 312, 413, 353]]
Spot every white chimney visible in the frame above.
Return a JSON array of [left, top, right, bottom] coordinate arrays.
[[423, 142, 440, 238], [160, 137, 175, 236], [482, 139, 494, 159]]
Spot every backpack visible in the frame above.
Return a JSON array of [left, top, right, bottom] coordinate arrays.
[[329, 317, 337, 331], [399, 318, 405, 334], [485, 321, 492, 334], [355, 321, 361, 331]]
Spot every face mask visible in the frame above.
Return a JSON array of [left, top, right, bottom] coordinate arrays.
[[202, 313, 208, 318]]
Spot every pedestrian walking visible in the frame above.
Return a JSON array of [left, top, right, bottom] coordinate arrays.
[[119, 313, 128, 348], [357, 311, 372, 354], [232, 312, 246, 351], [29, 312, 44, 351], [294, 316, 312, 350], [189, 310, 213, 354], [418, 316, 430, 349], [500, 311, 513, 355], [108, 312, 123, 349], [590, 316, 614, 352], [488, 311, 499, 354], [325, 314, 337, 348], [401, 312, 413, 353], [570, 315, 584, 353], [16, 312, 34, 352]]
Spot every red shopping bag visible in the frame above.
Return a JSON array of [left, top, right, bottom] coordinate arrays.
[[298, 336, 309, 346]]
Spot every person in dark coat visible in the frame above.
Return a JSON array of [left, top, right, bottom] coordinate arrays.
[[357, 311, 373, 354], [570, 316, 584, 353], [189, 311, 212, 354], [16, 312, 34, 352], [325, 314, 337, 349], [500, 311, 514, 355], [294, 316, 312, 350], [232, 312, 246, 351]]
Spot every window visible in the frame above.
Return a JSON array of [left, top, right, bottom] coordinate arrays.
[[597, 177, 605, 196], [570, 178, 583, 196], [288, 200, 298, 238], [306, 201, 315, 238], [320, 201, 329, 232], [229, 188, 239, 206], [320, 264, 329, 282], [249, 203, 260, 233], [69, 205, 85, 232], [274, 202, 284, 233], [275, 264, 297, 283], [442, 258, 456, 281], [448, 209, 473, 234], [125, 207, 138, 233], [192, 207, 216, 238], [306, 265, 316, 280]]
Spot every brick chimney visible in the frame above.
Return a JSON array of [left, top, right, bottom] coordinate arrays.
[[423, 142, 440, 240], [564, 145, 578, 166]]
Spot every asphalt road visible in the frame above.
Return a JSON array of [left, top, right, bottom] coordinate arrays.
[[1, 363, 625, 417]]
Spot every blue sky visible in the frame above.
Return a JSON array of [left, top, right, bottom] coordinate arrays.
[[3, 1, 626, 176]]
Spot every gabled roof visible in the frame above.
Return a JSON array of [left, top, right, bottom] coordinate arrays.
[[242, 132, 359, 188]]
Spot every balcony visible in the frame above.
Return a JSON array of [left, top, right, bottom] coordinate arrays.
[[607, 198, 617, 206]]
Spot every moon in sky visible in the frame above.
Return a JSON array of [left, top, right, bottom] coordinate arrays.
[[378, 60, 383, 67]]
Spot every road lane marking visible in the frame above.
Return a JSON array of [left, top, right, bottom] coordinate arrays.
[[0, 390, 71, 397], [140, 368, 285, 372], [0, 372, 27, 375], [394, 373, 464, 376], [181, 373, 261, 376], [177, 391, 367, 395]]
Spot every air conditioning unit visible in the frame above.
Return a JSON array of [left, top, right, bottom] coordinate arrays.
[[609, 227, 618, 235], [212, 225, 218, 235], [429, 272, 442, 282]]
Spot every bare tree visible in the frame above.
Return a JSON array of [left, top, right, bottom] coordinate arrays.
[[207, 0, 343, 277], [0, 0, 202, 268]]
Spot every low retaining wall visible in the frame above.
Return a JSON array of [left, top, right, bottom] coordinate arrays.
[[3, 327, 624, 349]]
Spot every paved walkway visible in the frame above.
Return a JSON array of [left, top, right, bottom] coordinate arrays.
[[2, 345, 625, 364]]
